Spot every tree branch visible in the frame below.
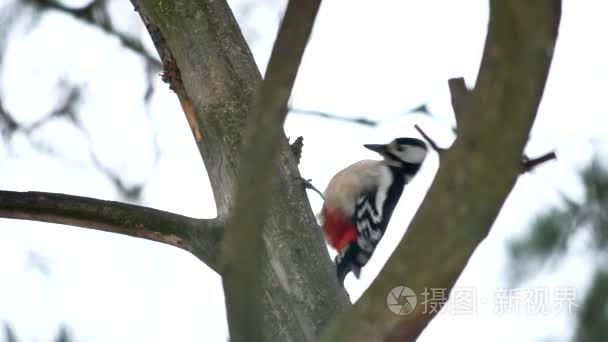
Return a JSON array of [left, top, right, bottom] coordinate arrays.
[[414, 124, 445, 153], [415, 124, 557, 173], [221, 1, 322, 341], [28, 0, 161, 69], [448, 77, 469, 126], [522, 151, 557, 173], [0, 190, 222, 270], [289, 107, 378, 127], [321, 1, 562, 341], [132, 0, 349, 340], [289, 136, 304, 165]]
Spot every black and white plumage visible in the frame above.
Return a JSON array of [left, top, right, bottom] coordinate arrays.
[[320, 137, 428, 284]]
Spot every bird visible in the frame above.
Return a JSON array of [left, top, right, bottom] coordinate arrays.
[[320, 137, 428, 285]]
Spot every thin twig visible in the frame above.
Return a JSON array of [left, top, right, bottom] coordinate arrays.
[[414, 124, 445, 153], [0, 97, 18, 138], [29, 0, 161, 69], [522, 151, 557, 173], [406, 104, 431, 115], [290, 107, 377, 126]]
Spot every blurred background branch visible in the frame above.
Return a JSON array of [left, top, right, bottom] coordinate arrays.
[[25, 0, 161, 69], [509, 158, 608, 341]]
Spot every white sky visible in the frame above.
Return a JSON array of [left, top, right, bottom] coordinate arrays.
[[0, 0, 607, 341]]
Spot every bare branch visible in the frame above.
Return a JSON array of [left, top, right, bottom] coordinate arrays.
[[522, 151, 557, 173], [290, 107, 378, 127], [221, 0, 322, 340], [21, 82, 81, 135], [88, 148, 144, 201], [407, 103, 431, 116], [0, 97, 18, 138], [27, 0, 161, 69], [0, 82, 80, 143], [1, 83, 159, 201], [289, 103, 431, 128], [133, 0, 349, 339], [321, 1, 562, 341], [448, 77, 469, 125], [414, 124, 445, 153], [415, 121, 557, 174], [0, 190, 222, 270]]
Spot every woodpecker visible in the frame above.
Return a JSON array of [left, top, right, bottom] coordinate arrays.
[[320, 137, 428, 284]]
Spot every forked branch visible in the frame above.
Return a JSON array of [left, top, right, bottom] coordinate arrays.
[[321, 1, 562, 341], [220, 0, 323, 341], [131, 0, 351, 339]]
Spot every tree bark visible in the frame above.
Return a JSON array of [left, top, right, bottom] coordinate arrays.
[[132, 0, 350, 341], [0, 0, 563, 340], [219, 1, 324, 341], [0, 190, 224, 266]]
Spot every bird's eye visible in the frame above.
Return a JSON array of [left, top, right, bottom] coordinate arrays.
[[397, 145, 405, 152]]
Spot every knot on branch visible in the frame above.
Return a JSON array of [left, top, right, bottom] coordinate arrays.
[[448, 77, 470, 125], [290, 136, 304, 165], [522, 152, 557, 173], [161, 56, 185, 94]]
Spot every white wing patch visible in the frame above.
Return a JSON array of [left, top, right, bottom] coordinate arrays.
[[355, 165, 392, 223], [374, 166, 393, 221]]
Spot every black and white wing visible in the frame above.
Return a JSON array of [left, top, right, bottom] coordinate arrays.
[[334, 190, 386, 282], [352, 166, 408, 271], [354, 191, 384, 261]]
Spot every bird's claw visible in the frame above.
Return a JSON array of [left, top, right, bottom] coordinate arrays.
[[297, 177, 325, 200]]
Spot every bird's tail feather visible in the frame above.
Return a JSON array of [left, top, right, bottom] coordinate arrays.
[[335, 243, 362, 286]]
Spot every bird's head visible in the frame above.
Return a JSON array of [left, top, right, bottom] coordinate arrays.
[[364, 137, 428, 166]]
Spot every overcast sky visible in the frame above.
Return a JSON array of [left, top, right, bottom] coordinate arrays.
[[0, 0, 607, 341]]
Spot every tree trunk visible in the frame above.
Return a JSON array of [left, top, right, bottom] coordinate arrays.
[[133, 0, 350, 340]]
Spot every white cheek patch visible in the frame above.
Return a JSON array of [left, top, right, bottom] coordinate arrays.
[[398, 146, 427, 163]]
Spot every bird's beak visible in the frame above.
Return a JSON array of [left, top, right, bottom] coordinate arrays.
[[363, 144, 388, 154]]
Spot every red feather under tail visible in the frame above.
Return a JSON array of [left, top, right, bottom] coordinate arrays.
[[322, 207, 357, 252]]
